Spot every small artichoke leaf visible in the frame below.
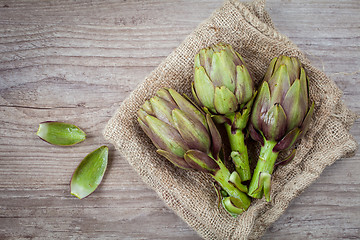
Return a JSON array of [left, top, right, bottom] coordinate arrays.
[[37, 122, 86, 146], [70, 146, 108, 199], [233, 111, 249, 131], [212, 114, 231, 125]]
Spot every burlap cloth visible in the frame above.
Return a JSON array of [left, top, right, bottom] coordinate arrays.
[[104, 0, 358, 239]]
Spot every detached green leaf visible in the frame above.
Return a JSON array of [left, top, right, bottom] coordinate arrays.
[[37, 122, 86, 146], [71, 146, 108, 199]]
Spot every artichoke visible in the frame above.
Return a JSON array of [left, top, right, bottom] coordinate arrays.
[[137, 88, 251, 216], [248, 56, 314, 201], [192, 43, 256, 181]]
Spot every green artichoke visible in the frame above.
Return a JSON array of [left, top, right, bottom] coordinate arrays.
[[137, 88, 251, 216], [248, 56, 314, 201], [192, 43, 256, 181]]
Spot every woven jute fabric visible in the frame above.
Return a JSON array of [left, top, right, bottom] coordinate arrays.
[[104, 0, 358, 239]]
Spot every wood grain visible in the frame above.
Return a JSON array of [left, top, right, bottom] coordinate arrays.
[[0, 0, 359, 239]]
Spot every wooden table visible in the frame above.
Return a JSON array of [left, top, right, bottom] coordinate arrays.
[[1, 0, 359, 239]]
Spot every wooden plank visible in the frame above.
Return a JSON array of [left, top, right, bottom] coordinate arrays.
[[0, 0, 359, 239]]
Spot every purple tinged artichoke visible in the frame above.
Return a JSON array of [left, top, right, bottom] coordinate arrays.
[[192, 43, 256, 181], [248, 56, 315, 201], [138, 88, 250, 216]]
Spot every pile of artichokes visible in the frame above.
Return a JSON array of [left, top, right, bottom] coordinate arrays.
[[137, 43, 314, 216]]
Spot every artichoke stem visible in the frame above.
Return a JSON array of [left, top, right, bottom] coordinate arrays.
[[248, 139, 278, 200], [211, 156, 251, 216], [224, 123, 251, 181]]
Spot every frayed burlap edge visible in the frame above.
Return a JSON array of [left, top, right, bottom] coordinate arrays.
[[104, 1, 358, 239]]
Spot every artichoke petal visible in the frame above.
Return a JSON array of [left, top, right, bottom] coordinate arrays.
[[299, 68, 309, 110], [268, 64, 291, 105], [299, 101, 315, 138], [70, 146, 108, 199], [172, 109, 211, 153], [290, 57, 302, 83], [263, 57, 278, 83], [274, 56, 296, 82], [156, 88, 176, 105], [210, 51, 236, 92], [282, 79, 307, 132], [194, 66, 216, 112], [168, 89, 207, 129], [141, 100, 154, 115], [196, 48, 213, 73], [191, 82, 202, 106], [235, 65, 254, 104], [262, 103, 287, 141], [37, 122, 86, 146], [251, 81, 271, 131], [137, 109, 149, 125], [214, 86, 238, 115], [273, 127, 301, 152], [249, 124, 264, 146], [184, 150, 219, 173], [150, 96, 177, 126], [206, 114, 222, 158], [146, 115, 188, 157], [156, 149, 192, 170]]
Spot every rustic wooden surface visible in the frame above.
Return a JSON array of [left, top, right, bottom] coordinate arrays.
[[0, 0, 359, 239]]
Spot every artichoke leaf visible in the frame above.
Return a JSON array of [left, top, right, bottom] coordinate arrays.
[[71, 146, 108, 199]]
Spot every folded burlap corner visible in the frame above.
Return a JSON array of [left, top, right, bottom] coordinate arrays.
[[104, 0, 358, 239]]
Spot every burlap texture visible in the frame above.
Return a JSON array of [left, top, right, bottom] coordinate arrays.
[[104, 0, 358, 239]]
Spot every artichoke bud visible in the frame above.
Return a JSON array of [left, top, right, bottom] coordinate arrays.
[[192, 43, 255, 116], [137, 88, 225, 172], [251, 56, 313, 143], [184, 150, 220, 174]]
